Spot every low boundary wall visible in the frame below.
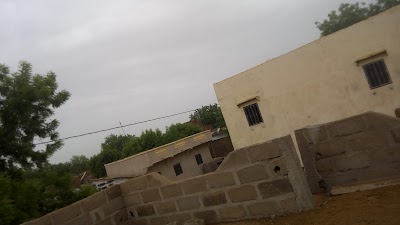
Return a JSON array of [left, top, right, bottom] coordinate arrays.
[[295, 112, 400, 193], [23, 135, 313, 225]]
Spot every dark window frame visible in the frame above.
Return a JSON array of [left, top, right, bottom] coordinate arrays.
[[195, 154, 203, 165], [362, 59, 392, 89], [173, 163, 183, 176], [243, 103, 264, 126]]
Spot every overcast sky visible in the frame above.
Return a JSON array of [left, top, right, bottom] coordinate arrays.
[[0, 0, 374, 163]]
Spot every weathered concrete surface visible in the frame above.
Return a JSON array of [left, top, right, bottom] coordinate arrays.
[[296, 112, 400, 193], [330, 176, 400, 195]]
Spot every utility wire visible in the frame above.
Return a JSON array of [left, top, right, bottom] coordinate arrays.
[[34, 109, 196, 146]]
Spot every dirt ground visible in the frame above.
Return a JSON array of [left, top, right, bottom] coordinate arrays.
[[217, 185, 400, 225]]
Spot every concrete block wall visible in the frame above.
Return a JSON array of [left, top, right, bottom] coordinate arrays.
[[21, 185, 129, 225], [121, 135, 313, 224], [295, 112, 400, 193], [23, 135, 313, 225]]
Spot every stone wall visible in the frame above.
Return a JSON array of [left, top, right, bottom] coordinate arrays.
[[295, 112, 400, 193], [22, 135, 313, 225]]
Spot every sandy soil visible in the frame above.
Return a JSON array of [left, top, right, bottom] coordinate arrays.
[[217, 185, 400, 225]]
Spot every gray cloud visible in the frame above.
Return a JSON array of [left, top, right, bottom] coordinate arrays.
[[0, 0, 373, 163]]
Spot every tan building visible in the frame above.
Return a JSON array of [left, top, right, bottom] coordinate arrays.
[[105, 130, 233, 181], [214, 6, 400, 153]]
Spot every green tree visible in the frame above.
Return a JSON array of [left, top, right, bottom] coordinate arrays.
[[69, 155, 90, 174], [163, 123, 202, 144], [190, 104, 226, 129], [0, 61, 70, 174], [316, 0, 400, 36]]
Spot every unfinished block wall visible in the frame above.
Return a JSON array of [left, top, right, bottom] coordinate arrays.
[[21, 185, 129, 225], [296, 112, 400, 193], [121, 135, 313, 224], [22, 135, 313, 225]]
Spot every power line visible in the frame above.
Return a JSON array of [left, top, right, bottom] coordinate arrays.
[[34, 109, 196, 146]]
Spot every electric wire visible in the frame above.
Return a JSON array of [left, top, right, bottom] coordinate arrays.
[[34, 109, 196, 146]]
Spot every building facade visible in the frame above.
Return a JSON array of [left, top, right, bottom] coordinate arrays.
[[213, 6, 400, 153], [105, 130, 233, 181]]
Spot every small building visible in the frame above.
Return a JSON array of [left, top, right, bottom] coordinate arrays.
[[213, 6, 400, 153], [104, 130, 233, 181]]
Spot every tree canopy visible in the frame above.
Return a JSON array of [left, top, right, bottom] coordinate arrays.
[[0, 61, 97, 225], [315, 0, 400, 36], [189, 104, 226, 129], [89, 123, 202, 178], [0, 61, 70, 174]]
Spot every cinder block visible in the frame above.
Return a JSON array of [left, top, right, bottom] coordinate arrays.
[[160, 184, 183, 199], [334, 152, 370, 171], [311, 141, 346, 159], [150, 216, 170, 225], [180, 177, 207, 194], [126, 206, 137, 219], [218, 205, 247, 220], [348, 131, 388, 151], [326, 116, 366, 137], [314, 157, 337, 174], [183, 219, 205, 225], [206, 172, 236, 189], [302, 127, 327, 144], [177, 196, 201, 211], [52, 202, 82, 224], [247, 201, 280, 217], [94, 218, 112, 225], [155, 201, 177, 215], [64, 213, 91, 225], [193, 210, 218, 224], [111, 209, 129, 225], [141, 188, 161, 203], [279, 196, 298, 213], [258, 179, 293, 199], [137, 205, 155, 217], [81, 191, 107, 212], [104, 184, 122, 201], [169, 213, 192, 224], [103, 196, 124, 216], [124, 193, 142, 206], [227, 185, 258, 202], [147, 173, 172, 188], [247, 142, 282, 163], [217, 149, 250, 171], [203, 191, 227, 207], [395, 108, 400, 118], [268, 157, 288, 176], [22, 213, 53, 225], [132, 218, 149, 225], [237, 165, 268, 184], [120, 176, 148, 194], [90, 208, 105, 223], [391, 128, 400, 143]]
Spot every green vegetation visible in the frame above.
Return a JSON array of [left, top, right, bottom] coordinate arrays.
[[190, 103, 226, 129], [0, 62, 96, 225], [89, 123, 202, 178], [0, 61, 228, 223], [89, 104, 228, 178], [316, 0, 400, 36]]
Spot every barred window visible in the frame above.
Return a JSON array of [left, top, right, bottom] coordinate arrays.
[[243, 103, 263, 126], [362, 59, 392, 89], [195, 154, 203, 165], [173, 163, 183, 176]]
